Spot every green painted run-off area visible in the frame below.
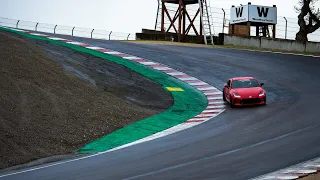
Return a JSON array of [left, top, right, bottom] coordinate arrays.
[[0, 27, 208, 154]]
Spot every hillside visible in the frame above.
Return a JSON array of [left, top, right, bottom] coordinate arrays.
[[0, 31, 173, 169]]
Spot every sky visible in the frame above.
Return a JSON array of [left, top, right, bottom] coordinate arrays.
[[0, 0, 319, 41]]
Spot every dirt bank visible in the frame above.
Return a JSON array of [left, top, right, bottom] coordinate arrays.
[[299, 173, 320, 180], [0, 31, 173, 169]]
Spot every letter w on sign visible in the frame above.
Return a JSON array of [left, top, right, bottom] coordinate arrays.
[[257, 7, 269, 17], [236, 7, 243, 17]]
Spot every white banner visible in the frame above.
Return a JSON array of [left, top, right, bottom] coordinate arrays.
[[230, 5, 248, 24], [230, 4, 277, 25], [248, 5, 277, 24]]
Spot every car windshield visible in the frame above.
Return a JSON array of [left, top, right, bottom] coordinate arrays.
[[231, 79, 260, 88]]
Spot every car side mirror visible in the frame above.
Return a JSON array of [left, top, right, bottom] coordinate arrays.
[[260, 83, 264, 86]]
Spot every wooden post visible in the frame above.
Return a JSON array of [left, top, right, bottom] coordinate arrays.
[[272, 24, 276, 38]]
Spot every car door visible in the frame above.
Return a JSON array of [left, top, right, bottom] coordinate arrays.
[[224, 80, 231, 101]]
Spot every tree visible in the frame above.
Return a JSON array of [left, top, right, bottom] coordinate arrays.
[[295, 0, 320, 43]]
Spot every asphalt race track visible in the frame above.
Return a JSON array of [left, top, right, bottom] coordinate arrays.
[[1, 34, 320, 180]]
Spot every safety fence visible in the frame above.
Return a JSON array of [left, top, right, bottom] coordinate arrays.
[[1, 4, 320, 42], [0, 17, 135, 41]]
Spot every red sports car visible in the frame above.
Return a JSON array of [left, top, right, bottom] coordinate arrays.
[[223, 77, 267, 107]]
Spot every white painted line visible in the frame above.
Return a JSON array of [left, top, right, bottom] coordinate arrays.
[[153, 67, 172, 71], [195, 115, 216, 118], [140, 61, 158, 65], [104, 51, 122, 55], [282, 169, 317, 174], [207, 96, 223, 100], [189, 82, 208, 86], [47, 37, 67, 41], [198, 87, 217, 91], [257, 175, 299, 180], [208, 101, 225, 105], [303, 164, 320, 168], [123, 56, 143, 60], [202, 109, 223, 113], [66, 41, 86, 45], [29, 33, 48, 37], [276, 175, 300, 179], [86, 46, 104, 50], [206, 105, 225, 109], [251, 157, 320, 180], [167, 72, 185, 76], [204, 92, 222, 95], [179, 77, 199, 81], [197, 113, 218, 117]]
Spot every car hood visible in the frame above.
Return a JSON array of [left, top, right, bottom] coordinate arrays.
[[233, 87, 263, 97]]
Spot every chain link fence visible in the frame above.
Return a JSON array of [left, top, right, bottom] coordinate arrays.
[[0, 17, 135, 41]]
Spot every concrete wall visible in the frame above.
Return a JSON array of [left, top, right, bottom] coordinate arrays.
[[223, 34, 320, 54], [306, 42, 320, 53]]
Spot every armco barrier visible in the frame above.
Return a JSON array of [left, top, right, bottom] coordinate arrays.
[[223, 34, 320, 53]]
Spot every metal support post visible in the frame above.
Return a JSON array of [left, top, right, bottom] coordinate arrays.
[[283, 17, 287, 39], [54, 25, 57, 34], [72, 27, 75, 36], [91, 29, 94, 39], [127, 33, 130, 40], [16, 20, 20, 28], [247, 22, 251, 37], [35, 22, 39, 31], [222, 8, 226, 33], [109, 31, 112, 40]]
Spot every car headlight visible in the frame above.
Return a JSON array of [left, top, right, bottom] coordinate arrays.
[[259, 91, 266, 97], [233, 93, 241, 98]]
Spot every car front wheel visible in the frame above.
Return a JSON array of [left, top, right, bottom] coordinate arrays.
[[223, 91, 226, 101], [229, 95, 235, 108], [262, 97, 267, 106]]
